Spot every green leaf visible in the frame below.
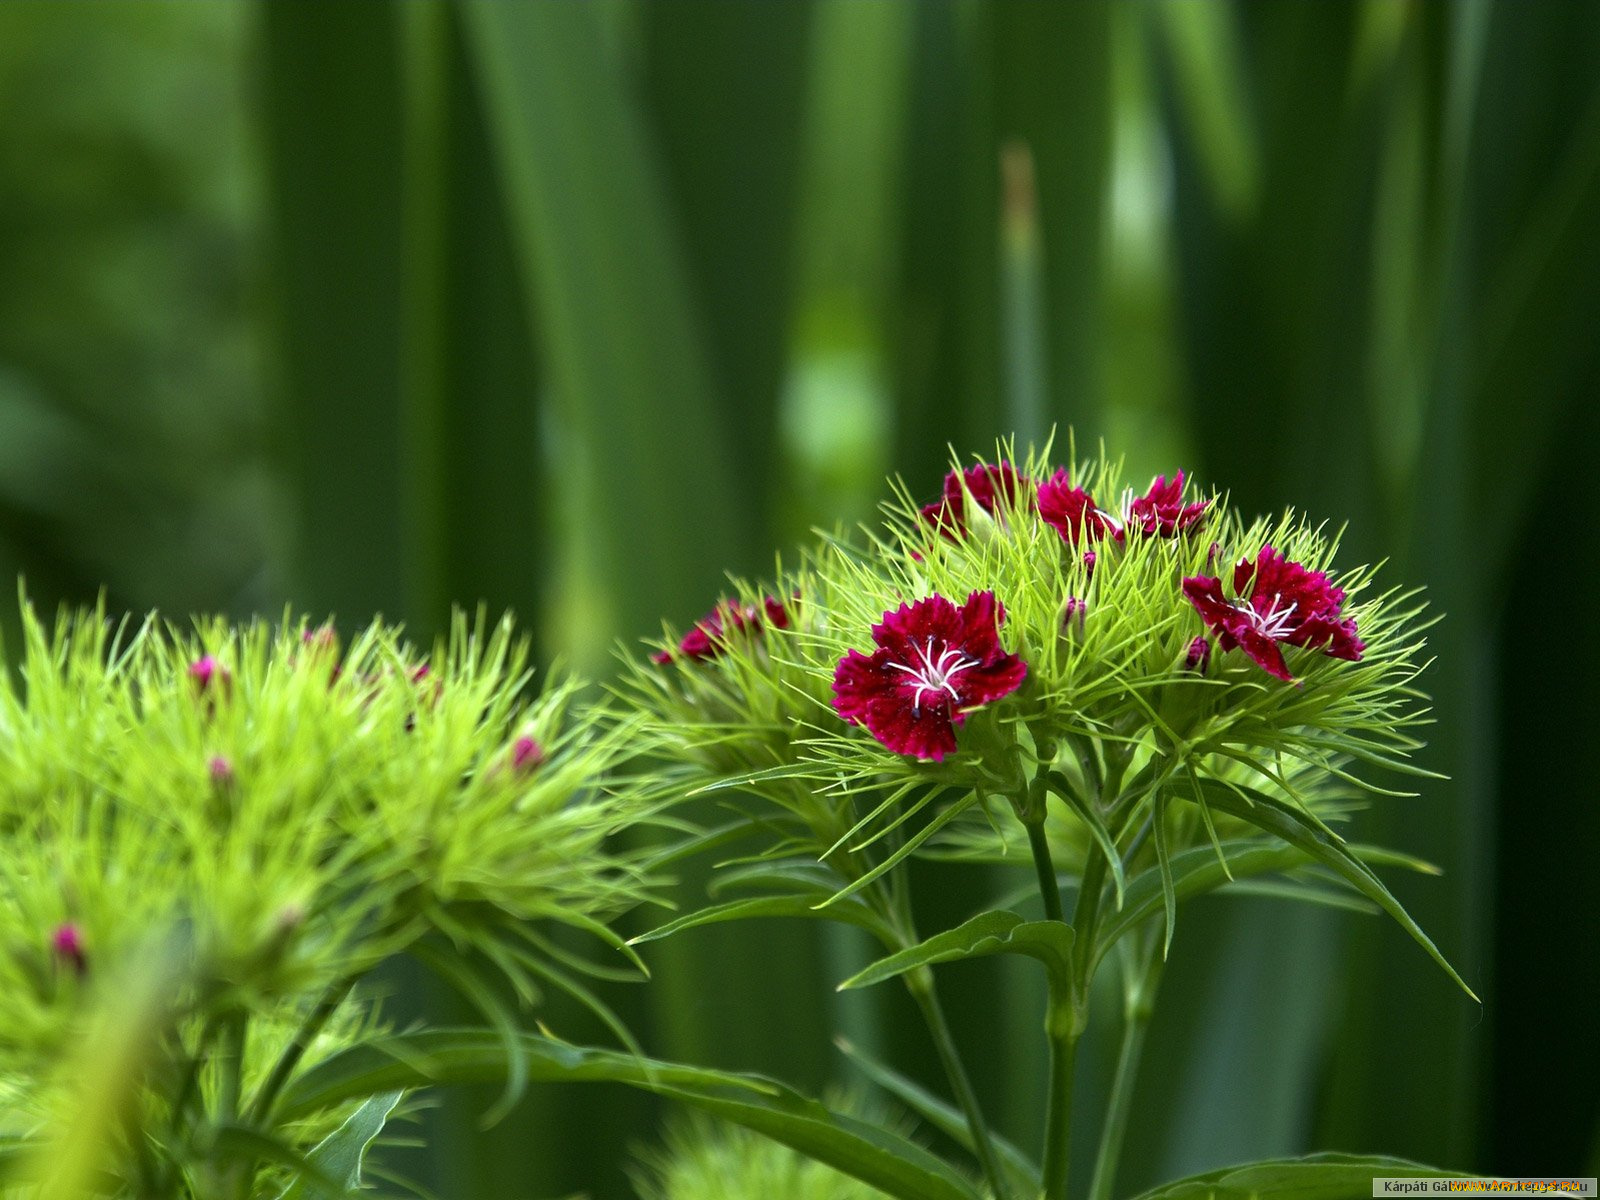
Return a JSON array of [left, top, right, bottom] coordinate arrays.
[[1177, 778, 1478, 1001], [631, 894, 897, 947], [836, 1037, 1040, 1196], [209, 1125, 344, 1197], [1044, 769, 1126, 906], [1095, 839, 1430, 968], [1218, 876, 1381, 916], [410, 941, 528, 1127], [276, 1030, 979, 1200], [1123, 1151, 1465, 1199], [837, 910, 1074, 1000], [276, 1091, 403, 1200]]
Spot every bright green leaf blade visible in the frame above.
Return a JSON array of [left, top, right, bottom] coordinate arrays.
[[631, 894, 897, 947], [837, 910, 1073, 1000], [1179, 778, 1478, 1001], [276, 1091, 403, 1200], [276, 1029, 772, 1120], [1096, 839, 1435, 969], [275, 1030, 978, 1200], [1124, 1152, 1466, 1199]]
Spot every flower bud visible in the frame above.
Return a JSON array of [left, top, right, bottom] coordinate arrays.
[[208, 754, 235, 789], [512, 735, 545, 774], [1184, 636, 1211, 673], [51, 922, 87, 976], [1060, 596, 1087, 639], [189, 654, 231, 696]]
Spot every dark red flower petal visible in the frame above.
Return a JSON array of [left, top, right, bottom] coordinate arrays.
[[832, 590, 1027, 762], [655, 594, 791, 664], [1038, 470, 1122, 546], [1186, 547, 1363, 681], [920, 462, 1034, 537], [1127, 471, 1209, 536]]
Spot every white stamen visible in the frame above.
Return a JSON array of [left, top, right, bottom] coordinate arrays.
[[887, 637, 979, 714]]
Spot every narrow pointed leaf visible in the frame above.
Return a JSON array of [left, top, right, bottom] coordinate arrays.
[[836, 1037, 1041, 1195], [1095, 839, 1430, 968], [631, 894, 897, 946], [1123, 1152, 1466, 1199], [1177, 778, 1478, 1000], [838, 910, 1074, 1000], [275, 1030, 978, 1200]]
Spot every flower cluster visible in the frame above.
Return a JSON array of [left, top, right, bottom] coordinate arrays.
[[646, 453, 1382, 767]]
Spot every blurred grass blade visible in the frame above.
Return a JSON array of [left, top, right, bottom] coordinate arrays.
[[460, 0, 748, 649], [259, 1, 410, 620], [1153, 0, 1259, 221]]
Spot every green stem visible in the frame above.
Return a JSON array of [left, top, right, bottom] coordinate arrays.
[[1042, 839, 1112, 1200], [1087, 948, 1165, 1200], [1041, 1001, 1077, 1200], [248, 973, 360, 1125], [216, 1011, 246, 1121], [1026, 817, 1065, 924], [906, 973, 1014, 1200]]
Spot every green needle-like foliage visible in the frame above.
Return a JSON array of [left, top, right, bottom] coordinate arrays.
[[0, 598, 645, 1195]]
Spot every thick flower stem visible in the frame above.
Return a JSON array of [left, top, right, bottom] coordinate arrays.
[[1041, 1008, 1078, 1200], [1086, 949, 1164, 1200], [1026, 817, 1065, 924], [906, 972, 1014, 1200]]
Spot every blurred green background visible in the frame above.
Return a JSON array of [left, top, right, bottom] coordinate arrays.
[[1, 0, 1595, 1195]]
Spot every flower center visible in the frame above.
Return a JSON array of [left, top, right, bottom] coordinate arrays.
[[888, 638, 979, 714], [1240, 592, 1297, 640]]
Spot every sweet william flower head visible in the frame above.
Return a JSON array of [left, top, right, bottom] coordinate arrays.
[[1183, 545, 1364, 682], [832, 591, 1027, 762]]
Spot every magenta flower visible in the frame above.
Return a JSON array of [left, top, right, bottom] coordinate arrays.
[[1182, 547, 1364, 682], [920, 462, 1034, 537], [1126, 471, 1209, 537], [1037, 471, 1121, 547], [832, 590, 1028, 762], [653, 596, 790, 665]]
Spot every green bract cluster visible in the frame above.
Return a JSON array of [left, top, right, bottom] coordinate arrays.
[[0, 601, 640, 1188]]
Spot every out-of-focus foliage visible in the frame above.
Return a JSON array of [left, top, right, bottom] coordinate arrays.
[[0, 0, 1595, 1196], [0, 4, 267, 619]]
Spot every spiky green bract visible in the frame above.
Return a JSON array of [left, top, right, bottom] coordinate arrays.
[[631, 1096, 927, 1200], [0, 598, 644, 1193]]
